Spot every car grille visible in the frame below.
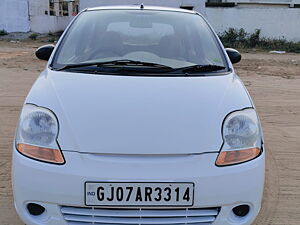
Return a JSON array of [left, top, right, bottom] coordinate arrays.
[[61, 206, 220, 225]]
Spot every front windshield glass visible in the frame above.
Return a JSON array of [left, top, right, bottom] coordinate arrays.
[[51, 9, 228, 72]]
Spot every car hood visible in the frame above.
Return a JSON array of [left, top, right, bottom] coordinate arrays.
[[26, 70, 252, 154]]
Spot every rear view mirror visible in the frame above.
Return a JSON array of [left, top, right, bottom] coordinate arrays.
[[226, 48, 241, 64], [35, 45, 55, 61]]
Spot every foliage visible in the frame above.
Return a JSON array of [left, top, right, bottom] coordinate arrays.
[[29, 33, 38, 40], [48, 37, 57, 43], [219, 28, 300, 53], [47, 31, 63, 42], [0, 29, 8, 36]]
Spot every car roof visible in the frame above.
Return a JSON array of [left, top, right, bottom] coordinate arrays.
[[85, 5, 198, 15]]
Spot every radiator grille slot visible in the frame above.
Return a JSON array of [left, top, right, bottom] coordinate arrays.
[[61, 206, 220, 225]]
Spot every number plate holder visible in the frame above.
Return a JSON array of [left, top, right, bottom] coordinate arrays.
[[85, 182, 194, 207]]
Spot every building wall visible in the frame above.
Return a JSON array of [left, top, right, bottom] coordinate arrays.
[[29, 0, 204, 34], [28, 0, 74, 33], [79, 0, 206, 14], [230, 0, 300, 4], [0, 0, 30, 32], [206, 6, 300, 42]]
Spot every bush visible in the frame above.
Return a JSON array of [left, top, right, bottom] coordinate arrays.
[[249, 29, 261, 48], [0, 29, 8, 36], [221, 28, 239, 47], [29, 33, 38, 40], [219, 28, 300, 53], [48, 37, 57, 43], [47, 31, 63, 42], [287, 42, 300, 53], [218, 28, 253, 48]]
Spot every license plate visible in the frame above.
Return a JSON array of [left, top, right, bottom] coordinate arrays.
[[85, 182, 194, 207]]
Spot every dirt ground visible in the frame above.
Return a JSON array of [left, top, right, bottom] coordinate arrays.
[[0, 40, 300, 225]]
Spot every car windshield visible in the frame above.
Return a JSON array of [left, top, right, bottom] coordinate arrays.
[[51, 9, 228, 74]]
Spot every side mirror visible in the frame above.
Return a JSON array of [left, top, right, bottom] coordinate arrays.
[[226, 48, 241, 64], [35, 44, 55, 61]]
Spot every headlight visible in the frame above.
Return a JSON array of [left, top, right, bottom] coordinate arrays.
[[15, 104, 65, 164], [216, 108, 262, 166]]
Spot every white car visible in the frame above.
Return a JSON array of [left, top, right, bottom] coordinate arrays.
[[12, 5, 265, 225]]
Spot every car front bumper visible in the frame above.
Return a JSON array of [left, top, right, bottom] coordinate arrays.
[[12, 147, 265, 225]]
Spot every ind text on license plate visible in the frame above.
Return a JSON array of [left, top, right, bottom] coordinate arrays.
[[85, 182, 194, 206]]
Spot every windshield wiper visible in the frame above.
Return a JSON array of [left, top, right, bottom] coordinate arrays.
[[171, 64, 226, 74], [56, 60, 173, 71]]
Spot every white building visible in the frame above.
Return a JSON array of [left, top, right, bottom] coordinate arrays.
[[80, 0, 205, 12], [0, 0, 30, 32], [0, 0, 205, 34], [0, 0, 79, 33], [0, 0, 300, 42], [206, 0, 300, 41]]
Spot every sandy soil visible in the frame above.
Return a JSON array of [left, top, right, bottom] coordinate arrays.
[[0, 41, 300, 225]]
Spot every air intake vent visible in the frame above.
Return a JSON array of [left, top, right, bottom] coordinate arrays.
[[61, 206, 220, 224]]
